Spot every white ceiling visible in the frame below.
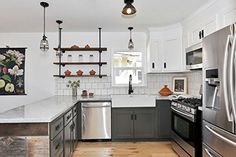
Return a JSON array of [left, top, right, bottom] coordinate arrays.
[[0, 0, 209, 32]]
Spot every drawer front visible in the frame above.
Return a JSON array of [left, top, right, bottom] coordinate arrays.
[[50, 117, 63, 139], [73, 105, 78, 117], [50, 131, 63, 157], [64, 109, 73, 125]]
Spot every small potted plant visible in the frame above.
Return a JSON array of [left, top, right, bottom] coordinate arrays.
[[66, 80, 80, 97]]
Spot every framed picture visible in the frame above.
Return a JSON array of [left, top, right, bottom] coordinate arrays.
[[0, 48, 26, 95], [172, 77, 187, 94]]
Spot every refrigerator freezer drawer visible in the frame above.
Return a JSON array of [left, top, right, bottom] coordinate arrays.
[[203, 143, 222, 157], [203, 120, 236, 157]]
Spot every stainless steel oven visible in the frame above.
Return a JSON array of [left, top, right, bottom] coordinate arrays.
[[171, 98, 202, 157], [172, 109, 196, 147]]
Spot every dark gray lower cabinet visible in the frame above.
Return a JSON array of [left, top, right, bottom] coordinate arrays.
[[48, 104, 79, 157], [156, 100, 171, 139], [112, 108, 156, 140], [134, 108, 156, 138], [112, 109, 134, 139], [64, 120, 73, 157]]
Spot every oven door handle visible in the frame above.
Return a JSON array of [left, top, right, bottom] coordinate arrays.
[[171, 107, 194, 121]]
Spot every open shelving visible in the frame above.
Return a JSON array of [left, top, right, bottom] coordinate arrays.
[[53, 28, 107, 78], [53, 74, 107, 78]]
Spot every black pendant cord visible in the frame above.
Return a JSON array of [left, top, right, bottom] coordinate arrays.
[[43, 7, 45, 37], [130, 29, 132, 41], [98, 28, 102, 78]]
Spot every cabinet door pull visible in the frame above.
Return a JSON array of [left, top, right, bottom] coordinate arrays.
[[55, 143, 60, 150], [67, 114, 71, 120], [164, 62, 166, 69], [202, 30, 204, 38], [134, 114, 137, 120], [199, 31, 202, 39], [55, 123, 61, 131], [152, 62, 155, 69], [131, 114, 133, 120]]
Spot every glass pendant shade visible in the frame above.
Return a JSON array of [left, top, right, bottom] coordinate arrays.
[[40, 35, 49, 52], [128, 39, 134, 50], [122, 3, 136, 15], [128, 27, 134, 50]]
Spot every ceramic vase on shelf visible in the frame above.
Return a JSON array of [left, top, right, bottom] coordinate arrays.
[[159, 85, 173, 96], [72, 87, 77, 97]]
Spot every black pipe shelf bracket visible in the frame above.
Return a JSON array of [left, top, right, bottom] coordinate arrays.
[[53, 27, 107, 79]]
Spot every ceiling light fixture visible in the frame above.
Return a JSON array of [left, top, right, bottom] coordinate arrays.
[[40, 2, 49, 52], [122, 0, 136, 16], [128, 27, 134, 50]]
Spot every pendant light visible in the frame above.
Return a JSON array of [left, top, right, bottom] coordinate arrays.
[[40, 2, 49, 52], [128, 27, 134, 50], [122, 0, 136, 16]]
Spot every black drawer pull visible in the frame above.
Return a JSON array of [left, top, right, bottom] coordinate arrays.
[[55, 143, 60, 150], [152, 62, 155, 69], [164, 62, 166, 69], [55, 123, 61, 131], [67, 114, 71, 120]]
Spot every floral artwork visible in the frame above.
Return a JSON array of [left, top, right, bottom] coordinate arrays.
[[0, 48, 26, 95]]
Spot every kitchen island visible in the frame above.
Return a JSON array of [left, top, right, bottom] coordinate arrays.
[[0, 95, 111, 157], [0, 94, 170, 157]]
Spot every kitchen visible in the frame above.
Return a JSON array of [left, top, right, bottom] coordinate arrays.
[[0, 0, 236, 157]]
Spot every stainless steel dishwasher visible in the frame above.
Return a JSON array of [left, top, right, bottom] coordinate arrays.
[[81, 101, 111, 140]]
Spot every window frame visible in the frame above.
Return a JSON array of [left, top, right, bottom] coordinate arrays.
[[111, 50, 146, 87]]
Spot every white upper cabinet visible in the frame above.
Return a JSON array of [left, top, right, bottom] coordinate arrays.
[[187, 16, 217, 47], [147, 24, 183, 73], [183, 0, 236, 48]]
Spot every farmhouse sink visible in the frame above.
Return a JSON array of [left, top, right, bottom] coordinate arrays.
[[112, 95, 156, 108]]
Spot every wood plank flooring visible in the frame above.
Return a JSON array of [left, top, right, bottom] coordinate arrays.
[[73, 141, 178, 157]]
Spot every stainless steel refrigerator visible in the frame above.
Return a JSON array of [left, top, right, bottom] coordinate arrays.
[[202, 23, 236, 157]]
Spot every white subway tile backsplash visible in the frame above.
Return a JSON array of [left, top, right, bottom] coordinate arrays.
[[55, 71, 202, 97]]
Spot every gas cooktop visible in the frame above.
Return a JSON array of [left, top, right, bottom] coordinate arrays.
[[173, 98, 202, 108]]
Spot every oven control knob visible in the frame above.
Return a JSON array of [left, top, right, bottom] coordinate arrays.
[[185, 107, 191, 112], [178, 104, 182, 108]]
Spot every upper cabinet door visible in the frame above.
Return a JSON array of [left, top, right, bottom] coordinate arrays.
[[163, 37, 182, 72], [148, 40, 163, 73], [147, 24, 183, 73], [204, 18, 217, 37]]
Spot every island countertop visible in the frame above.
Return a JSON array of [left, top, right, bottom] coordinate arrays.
[[0, 95, 111, 124], [0, 94, 171, 124]]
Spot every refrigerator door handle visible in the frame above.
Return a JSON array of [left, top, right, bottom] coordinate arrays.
[[205, 124, 236, 147], [223, 35, 233, 122], [229, 34, 236, 121]]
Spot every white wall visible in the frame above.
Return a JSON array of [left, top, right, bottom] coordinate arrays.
[[0, 31, 202, 112], [0, 31, 146, 112]]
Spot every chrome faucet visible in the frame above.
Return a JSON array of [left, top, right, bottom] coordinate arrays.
[[128, 74, 134, 94]]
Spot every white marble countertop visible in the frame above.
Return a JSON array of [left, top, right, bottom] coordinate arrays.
[[0, 94, 170, 124], [0, 95, 111, 124]]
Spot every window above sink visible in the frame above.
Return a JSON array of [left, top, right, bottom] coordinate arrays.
[[112, 51, 145, 87]]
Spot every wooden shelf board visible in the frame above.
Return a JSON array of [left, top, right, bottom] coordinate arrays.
[[53, 75, 107, 78], [53, 47, 107, 51], [53, 62, 107, 65]]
